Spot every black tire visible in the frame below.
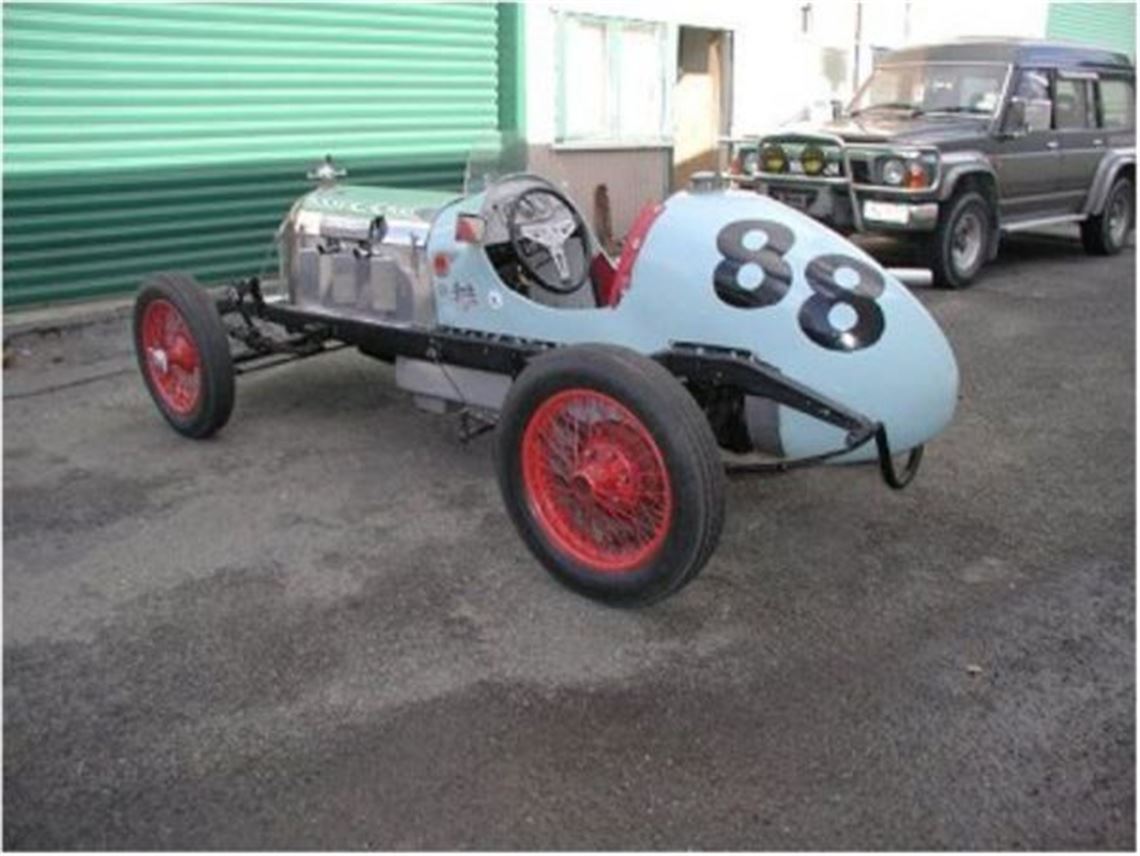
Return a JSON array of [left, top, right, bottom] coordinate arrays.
[[495, 344, 726, 607], [929, 190, 992, 288], [1081, 175, 1133, 256], [133, 272, 235, 439]]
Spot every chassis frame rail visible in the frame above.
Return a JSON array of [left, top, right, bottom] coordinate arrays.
[[656, 344, 923, 489], [215, 278, 922, 490]]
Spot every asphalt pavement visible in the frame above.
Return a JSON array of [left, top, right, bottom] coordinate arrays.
[[3, 229, 1135, 849]]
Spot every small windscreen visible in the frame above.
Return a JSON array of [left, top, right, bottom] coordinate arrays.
[[463, 131, 529, 195]]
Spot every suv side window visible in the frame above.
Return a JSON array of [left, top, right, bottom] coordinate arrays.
[[1099, 77, 1136, 129], [1055, 77, 1095, 129], [1010, 68, 1053, 132]]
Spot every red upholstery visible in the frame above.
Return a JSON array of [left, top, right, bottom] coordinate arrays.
[[591, 201, 666, 307], [590, 253, 617, 305]]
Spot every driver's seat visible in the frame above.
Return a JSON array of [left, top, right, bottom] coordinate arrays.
[[590, 201, 665, 307]]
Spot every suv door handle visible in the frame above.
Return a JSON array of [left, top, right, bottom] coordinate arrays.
[[1093, 137, 1105, 146], [1045, 140, 1060, 150]]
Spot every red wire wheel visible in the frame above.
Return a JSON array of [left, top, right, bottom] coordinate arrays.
[[133, 273, 235, 439], [496, 345, 726, 606], [521, 389, 674, 573], [140, 298, 202, 416]]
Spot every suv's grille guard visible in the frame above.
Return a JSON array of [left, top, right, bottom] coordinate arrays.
[[657, 343, 923, 490], [754, 131, 944, 230], [755, 131, 866, 229]]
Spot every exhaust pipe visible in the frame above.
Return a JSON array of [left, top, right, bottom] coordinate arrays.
[[886, 267, 933, 288]]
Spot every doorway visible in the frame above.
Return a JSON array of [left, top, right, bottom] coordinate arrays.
[[672, 26, 732, 190]]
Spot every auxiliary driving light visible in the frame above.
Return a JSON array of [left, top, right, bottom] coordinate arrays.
[[801, 145, 826, 176], [761, 144, 788, 174]]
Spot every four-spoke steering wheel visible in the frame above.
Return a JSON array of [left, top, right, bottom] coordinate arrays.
[[507, 186, 590, 294]]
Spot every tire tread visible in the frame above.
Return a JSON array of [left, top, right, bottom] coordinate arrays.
[[930, 190, 991, 289], [495, 344, 725, 606], [133, 271, 235, 439], [1081, 176, 1133, 256]]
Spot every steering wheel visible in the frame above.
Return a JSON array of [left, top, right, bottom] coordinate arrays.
[[507, 186, 590, 294]]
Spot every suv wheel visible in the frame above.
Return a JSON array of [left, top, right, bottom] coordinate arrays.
[[930, 190, 992, 288], [1081, 175, 1134, 256]]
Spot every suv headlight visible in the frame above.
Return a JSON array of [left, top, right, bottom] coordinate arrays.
[[881, 157, 907, 186], [876, 151, 938, 189]]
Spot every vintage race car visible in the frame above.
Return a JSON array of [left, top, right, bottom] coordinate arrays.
[[133, 155, 959, 606]]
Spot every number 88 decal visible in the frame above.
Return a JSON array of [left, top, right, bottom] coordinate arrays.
[[710, 219, 887, 353], [798, 254, 885, 352]]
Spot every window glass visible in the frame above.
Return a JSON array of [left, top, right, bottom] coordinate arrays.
[[1011, 68, 1052, 133], [1100, 78, 1135, 129], [1014, 69, 1050, 100], [618, 25, 664, 138], [562, 19, 608, 140], [559, 16, 669, 143], [850, 63, 1006, 115], [1055, 78, 1092, 129]]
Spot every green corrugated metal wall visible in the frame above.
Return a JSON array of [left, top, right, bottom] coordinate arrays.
[[1047, 2, 1137, 60], [3, 2, 513, 306]]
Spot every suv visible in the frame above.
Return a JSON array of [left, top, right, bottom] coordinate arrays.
[[738, 40, 1135, 287]]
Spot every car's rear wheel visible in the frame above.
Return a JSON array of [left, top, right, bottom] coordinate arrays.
[[495, 345, 725, 606], [133, 272, 234, 439], [1082, 175, 1133, 256]]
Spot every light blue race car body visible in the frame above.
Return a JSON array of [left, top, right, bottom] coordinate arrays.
[[424, 183, 958, 463], [136, 166, 963, 604]]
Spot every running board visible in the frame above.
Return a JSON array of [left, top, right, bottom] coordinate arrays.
[[1001, 213, 1087, 233]]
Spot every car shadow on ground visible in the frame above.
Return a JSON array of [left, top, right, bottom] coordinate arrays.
[[855, 227, 1133, 283]]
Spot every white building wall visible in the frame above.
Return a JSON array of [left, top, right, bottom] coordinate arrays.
[[523, 0, 1052, 142], [905, 0, 1050, 44]]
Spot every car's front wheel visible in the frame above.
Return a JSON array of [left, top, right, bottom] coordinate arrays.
[[495, 344, 726, 606], [133, 272, 235, 438], [930, 190, 992, 288], [1082, 174, 1134, 256]]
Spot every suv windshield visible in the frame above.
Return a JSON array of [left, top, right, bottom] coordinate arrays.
[[850, 62, 1008, 117]]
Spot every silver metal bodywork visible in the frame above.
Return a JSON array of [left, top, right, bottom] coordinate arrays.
[[394, 358, 512, 414], [279, 184, 502, 411], [280, 186, 447, 327]]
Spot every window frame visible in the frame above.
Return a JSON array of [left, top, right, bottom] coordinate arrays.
[[554, 11, 674, 149]]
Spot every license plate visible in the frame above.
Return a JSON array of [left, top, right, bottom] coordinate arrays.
[[773, 190, 812, 211], [863, 200, 909, 225]]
